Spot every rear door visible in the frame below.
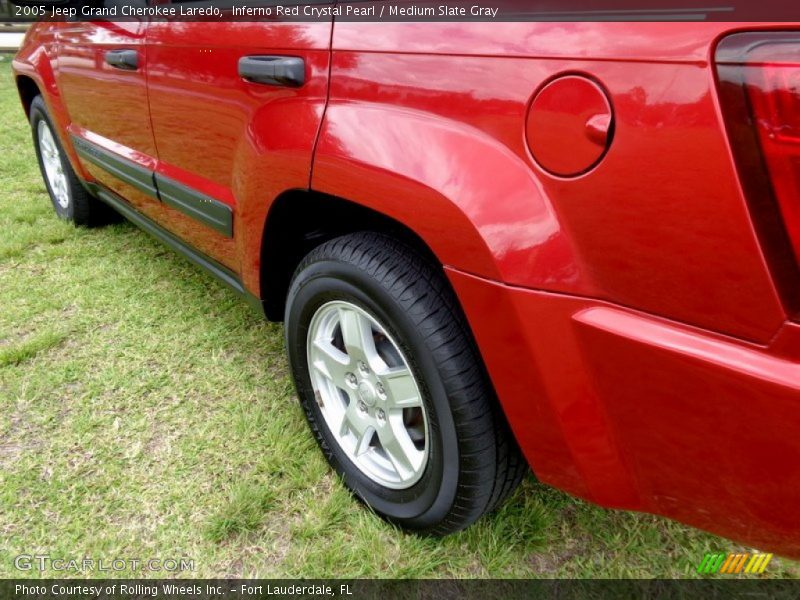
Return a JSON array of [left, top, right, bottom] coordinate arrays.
[[144, 4, 333, 272], [56, 16, 161, 221]]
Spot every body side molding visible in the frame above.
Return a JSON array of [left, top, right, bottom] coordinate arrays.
[[71, 134, 158, 199], [72, 135, 234, 238], [155, 174, 233, 238]]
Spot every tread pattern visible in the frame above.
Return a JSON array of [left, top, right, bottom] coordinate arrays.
[[295, 232, 527, 534]]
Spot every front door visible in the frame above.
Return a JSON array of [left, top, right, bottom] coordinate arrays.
[[56, 17, 161, 221], [145, 8, 333, 271]]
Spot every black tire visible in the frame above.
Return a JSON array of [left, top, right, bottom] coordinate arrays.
[[30, 95, 112, 227], [285, 232, 527, 534]]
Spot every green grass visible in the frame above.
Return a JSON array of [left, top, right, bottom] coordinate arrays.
[[0, 58, 797, 579]]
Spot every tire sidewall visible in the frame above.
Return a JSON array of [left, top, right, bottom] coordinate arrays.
[[286, 258, 460, 528], [30, 98, 73, 221]]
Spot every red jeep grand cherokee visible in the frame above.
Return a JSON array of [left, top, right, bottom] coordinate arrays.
[[13, 13, 800, 556]]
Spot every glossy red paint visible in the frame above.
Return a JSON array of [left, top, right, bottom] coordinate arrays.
[[12, 19, 800, 556], [57, 21, 163, 221], [13, 23, 84, 185], [145, 21, 332, 272], [314, 22, 789, 343], [448, 267, 800, 557], [526, 75, 614, 177]]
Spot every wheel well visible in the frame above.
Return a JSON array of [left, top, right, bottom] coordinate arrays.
[[16, 75, 40, 117], [260, 190, 442, 321]]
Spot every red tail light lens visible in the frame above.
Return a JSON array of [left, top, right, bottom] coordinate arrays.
[[716, 33, 800, 318], [747, 53, 800, 141], [745, 48, 800, 264]]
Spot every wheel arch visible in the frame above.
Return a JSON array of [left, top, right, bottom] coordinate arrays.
[[238, 101, 587, 319], [258, 189, 443, 322], [13, 51, 90, 184], [307, 101, 586, 294], [15, 74, 41, 117], [256, 190, 531, 484]]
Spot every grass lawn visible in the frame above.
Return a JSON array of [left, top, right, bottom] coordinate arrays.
[[0, 58, 797, 579]]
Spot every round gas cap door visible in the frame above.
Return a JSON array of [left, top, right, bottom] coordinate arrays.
[[526, 75, 614, 177]]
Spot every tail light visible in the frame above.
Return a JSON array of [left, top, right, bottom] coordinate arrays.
[[716, 33, 800, 319]]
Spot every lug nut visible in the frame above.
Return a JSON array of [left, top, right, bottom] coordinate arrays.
[[376, 383, 386, 398], [377, 409, 386, 421], [358, 361, 370, 375], [346, 373, 357, 386], [358, 401, 368, 412]]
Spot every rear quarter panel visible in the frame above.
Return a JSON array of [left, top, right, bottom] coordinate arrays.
[[312, 22, 787, 343], [312, 21, 800, 555]]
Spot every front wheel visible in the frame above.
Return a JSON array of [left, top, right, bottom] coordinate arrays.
[[30, 95, 112, 226], [285, 232, 526, 534]]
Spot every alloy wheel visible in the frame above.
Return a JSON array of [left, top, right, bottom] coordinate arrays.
[[306, 300, 429, 489]]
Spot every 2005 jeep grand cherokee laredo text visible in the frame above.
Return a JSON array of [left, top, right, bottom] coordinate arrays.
[[12, 10, 800, 558]]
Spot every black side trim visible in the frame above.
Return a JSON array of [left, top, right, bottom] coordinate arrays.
[[71, 135, 234, 239], [89, 182, 263, 316], [71, 135, 158, 199], [155, 174, 234, 238]]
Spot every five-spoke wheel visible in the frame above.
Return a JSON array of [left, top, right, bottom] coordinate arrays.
[[308, 301, 428, 489], [30, 95, 111, 226], [286, 232, 526, 534], [37, 120, 70, 210]]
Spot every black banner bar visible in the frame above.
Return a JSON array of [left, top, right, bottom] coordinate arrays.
[[4, 580, 800, 600], [7, 0, 800, 23]]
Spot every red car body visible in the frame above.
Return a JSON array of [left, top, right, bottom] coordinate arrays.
[[13, 15, 800, 557]]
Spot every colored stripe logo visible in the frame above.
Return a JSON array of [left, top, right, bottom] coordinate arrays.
[[697, 553, 772, 574]]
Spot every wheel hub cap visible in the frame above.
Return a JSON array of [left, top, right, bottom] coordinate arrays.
[[357, 381, 377, 407]]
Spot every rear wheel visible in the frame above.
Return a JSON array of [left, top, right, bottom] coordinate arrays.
[[30, 95, 112, 226], [285, 232, 527, 534]]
